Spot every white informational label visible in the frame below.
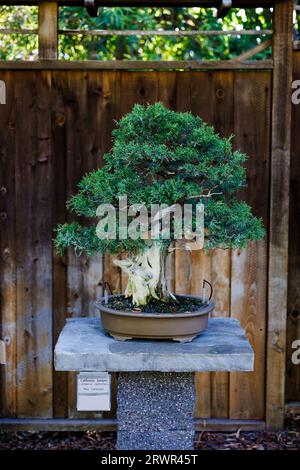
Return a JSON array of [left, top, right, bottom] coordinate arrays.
[[77, 372, 111, 411]]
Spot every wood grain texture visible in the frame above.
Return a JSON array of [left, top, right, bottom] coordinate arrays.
[[101, 71, 121, 421], [102, 71, 122, 299], [83, 72, 104, 316], [0, 60, 274, 71], [14, 72, 53, 418], [267, 0, 293, 429], [63, 72, 103, 418], [0, 71, 17, 417], [286, 51, 300, 401], [52, 71, 68, 417], [58, 28, 272, 37], [157, 72, 177, 294], [175, 72, 213, 418], [230, 71, 270, 420], [210, 71, 233, 419], [38, 1, 58, 60]]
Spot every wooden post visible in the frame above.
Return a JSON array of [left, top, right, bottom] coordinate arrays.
[[38, 1, 58, 60], [266, 0, 293, 430]]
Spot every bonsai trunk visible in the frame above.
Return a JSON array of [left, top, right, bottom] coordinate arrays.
[[114, 243, 170, 306]]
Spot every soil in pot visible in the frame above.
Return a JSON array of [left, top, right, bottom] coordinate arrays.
[[106, 295, 205, 314]]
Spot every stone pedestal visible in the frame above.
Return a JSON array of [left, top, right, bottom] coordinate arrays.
[[117, 372, 195, 450], [54, 317, 254, 450]]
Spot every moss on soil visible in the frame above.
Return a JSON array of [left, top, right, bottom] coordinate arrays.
[[105, 295, 205, 314]]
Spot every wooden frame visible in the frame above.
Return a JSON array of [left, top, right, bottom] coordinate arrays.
[[266, 0, 294, 430], [0, 60, 274, 70]]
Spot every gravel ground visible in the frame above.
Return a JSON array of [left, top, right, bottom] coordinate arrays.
[[0, 416, 299, 451]]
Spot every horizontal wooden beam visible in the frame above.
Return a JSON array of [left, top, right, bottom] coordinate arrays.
[[0, 29, 38, 35], [58, 29, 273, 37], [195, 418, 266, 431], [0, 417, 266, 432], [0, 1, 275, 7], [0, 59, 274, 70], [0, 28, 273, 37], [0, 418, 117, 432]]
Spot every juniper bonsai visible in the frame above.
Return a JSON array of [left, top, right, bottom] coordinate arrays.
[[54, 102, 265, 306]]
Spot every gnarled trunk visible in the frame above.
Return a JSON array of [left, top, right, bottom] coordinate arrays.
[[113, 243, 170, 306]]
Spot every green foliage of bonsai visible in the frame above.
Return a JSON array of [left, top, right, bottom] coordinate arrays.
[[54, 103, 265, 306]]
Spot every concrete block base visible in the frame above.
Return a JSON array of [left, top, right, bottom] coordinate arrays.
[[117, 372, 195, 450]]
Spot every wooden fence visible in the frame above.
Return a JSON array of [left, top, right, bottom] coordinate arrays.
[[0, 0, 299, 431], [287, 49, 300, 406], [0, 66, 276, 426]]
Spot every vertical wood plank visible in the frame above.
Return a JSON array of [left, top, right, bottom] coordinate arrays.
[[15, 72, 35, 417], [210, 71, 234, 419], [210, 249, 230, 418], [65, 72, 105, 417], [286, 51, 300, 401], [39, 1, 58, 60], [267, 0, 293, 429], [158, 72, 177, 294], [101, 71, 122, 420], [189, 73, 214, 419], [83, 72, 104, 316], [176, 72, 213, 419], [64, 72, 102, 418], [52, 71, 68, 417], [230, 71, 270, 420], [0, 71, 17, 417], [65, 72, 86, 323], [35, 71, 54, 417], [191, 251, 212, 418], [65, 72, 86, 418], [119, 71, 159, 114], [158, 72, 177, 112], [102, 71, 122, 297], [15, 72, 53, 417]]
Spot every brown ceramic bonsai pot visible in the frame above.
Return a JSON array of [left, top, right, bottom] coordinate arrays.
[[95, 294, 214, 343]]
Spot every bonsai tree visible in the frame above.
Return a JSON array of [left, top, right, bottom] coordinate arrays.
[[55, 103, 265, 306]]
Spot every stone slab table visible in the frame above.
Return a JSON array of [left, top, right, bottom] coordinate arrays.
[[55, 317, 254, 450]]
